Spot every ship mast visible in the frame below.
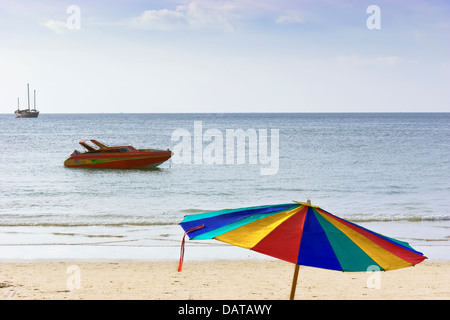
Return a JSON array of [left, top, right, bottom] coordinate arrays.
[[33, 90, 36, 111], [27, 83, 30, 111]]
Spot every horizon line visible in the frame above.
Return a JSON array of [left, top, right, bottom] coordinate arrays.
[[2, 111, 449, 115]]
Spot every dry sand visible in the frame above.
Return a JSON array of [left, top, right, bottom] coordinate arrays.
[[0, 260, 448, 300]]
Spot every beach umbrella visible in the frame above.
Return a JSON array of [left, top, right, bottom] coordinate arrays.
[[178, 200, 427, 299]]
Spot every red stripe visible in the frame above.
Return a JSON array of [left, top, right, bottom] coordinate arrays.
[[251, 206, 307, 264], [315, 209, 426, 265]]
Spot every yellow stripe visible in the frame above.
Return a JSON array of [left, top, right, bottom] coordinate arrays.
[[316, 209, 412, 270], [215, 206, 303, 249]]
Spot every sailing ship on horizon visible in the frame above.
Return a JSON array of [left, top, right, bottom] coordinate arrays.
[[15, 83, 39, 118]]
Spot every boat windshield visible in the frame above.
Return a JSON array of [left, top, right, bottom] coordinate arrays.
[[102, 147, 133, 153], [78, 140, 136, 153], [80, 140, 102, 152]]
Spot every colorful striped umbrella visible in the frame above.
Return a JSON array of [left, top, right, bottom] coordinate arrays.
[[178, 200, 427, 299]]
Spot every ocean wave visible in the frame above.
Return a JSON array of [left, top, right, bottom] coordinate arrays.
[[180, 208, 212, 214], [344, 215, 450, 223], [0, 221, 178, 227], [0, 214, 449, 227]]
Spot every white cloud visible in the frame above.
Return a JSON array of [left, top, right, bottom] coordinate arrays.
[[129, 8, 187, 31], [42, 20, 69, 34], [128, 1, 236, 32], [336, 55, 406, 66], [276, 13, 305, 25]]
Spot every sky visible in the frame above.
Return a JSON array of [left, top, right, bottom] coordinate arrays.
[[0, 0, 449, 113]]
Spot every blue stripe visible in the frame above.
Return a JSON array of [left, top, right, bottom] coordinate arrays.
[[179, 204, 298, 239], [297, 207, 342, 270]]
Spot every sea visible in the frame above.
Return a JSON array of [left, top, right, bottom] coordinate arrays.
[[0, 113, 449, 262]]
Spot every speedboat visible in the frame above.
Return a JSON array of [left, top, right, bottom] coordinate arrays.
[[64, 139, 173, 169]]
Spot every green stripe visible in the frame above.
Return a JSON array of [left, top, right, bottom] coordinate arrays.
[[90, 157, 149, 163], [73, 158, 127, 164], [314, 210, 381, 272], [180, 203, 294, 223]]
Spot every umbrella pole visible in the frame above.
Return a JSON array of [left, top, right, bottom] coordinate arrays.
[[289, 264, 300, 300]]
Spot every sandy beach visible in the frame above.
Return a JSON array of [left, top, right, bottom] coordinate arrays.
[[0, 260, 448, 300]]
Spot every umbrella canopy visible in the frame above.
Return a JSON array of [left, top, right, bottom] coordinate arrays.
[[179, 201, 426, 272]]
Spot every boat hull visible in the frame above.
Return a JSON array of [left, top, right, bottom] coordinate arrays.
[[15, 110, 39, 118], [64, 150, 172, 169]]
